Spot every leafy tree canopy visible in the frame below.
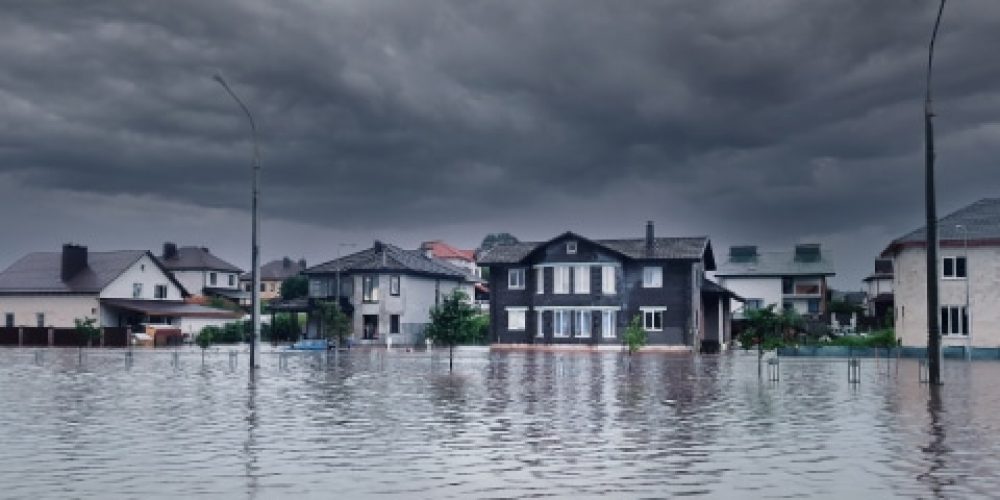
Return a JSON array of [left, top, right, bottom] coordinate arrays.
[[280, 275, 309, 300], [479, 233, 519, 251], [425, 290, 480, 347]]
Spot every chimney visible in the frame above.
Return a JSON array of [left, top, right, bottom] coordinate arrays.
[[420, 241, 435, 259], [163, 242, 178, 260], [645, 221, 654, 255], [373, 240, 387, 267], [297, 258, 307, 269], [61, 244, 88, 282], [282, 256, 292, 268]]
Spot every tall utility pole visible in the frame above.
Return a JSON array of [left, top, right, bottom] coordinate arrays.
[[214, 74, 262, 374], [924, 0, 946, 385]]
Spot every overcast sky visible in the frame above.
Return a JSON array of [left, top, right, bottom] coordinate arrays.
[[1, 1, 998, 289]]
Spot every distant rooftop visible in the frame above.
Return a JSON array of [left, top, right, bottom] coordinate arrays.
[[883, 198, 1000, 256], [420, 241, 475, 262], [158, 243, 242, 273], [242, 257, 306, 281], [306, 241, 472, 280], [477, 231, 712, 266], [715, 244, 835, 277]]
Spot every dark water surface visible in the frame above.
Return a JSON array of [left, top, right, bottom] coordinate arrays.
[[1, 348, 998, 499]]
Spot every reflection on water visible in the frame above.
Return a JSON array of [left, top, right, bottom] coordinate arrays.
[[1, 348, 999, 499]]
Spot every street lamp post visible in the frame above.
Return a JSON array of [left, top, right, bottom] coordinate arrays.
[[924, 0, 946, 385], [214, 73, 261, 374], [957, 224, 971, 360]]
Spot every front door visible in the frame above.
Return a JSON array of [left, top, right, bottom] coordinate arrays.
[[363, 315, 378, 340]]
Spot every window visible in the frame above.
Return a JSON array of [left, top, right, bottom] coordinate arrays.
[[132, 283, 143, 298], [154, 284, 167, 299], [745, 299, 763, 311], [390, 314, 400, 334], [363, 276, 379, 302], [554, 266, 570, 294], [4, 313, 13, 328], [554, 310, 571, 337], [390, 275, 400, 296], [642, 308, 664, 331], [508, 268, 526, 290], [601, 266, 616, 294], [940, 306, 968, 335], [575, 310, 591, 338], [507, 309, 526, 331], [536, 268, 544, 294], [36, 313, 44, 328], [601, 311, 616, 338], [566, 241, 577, 254], [210, 272, 217, 286], [270, 282, 277, 292], [228, 275, 235, 287], [244, 283, 252, 292], [808, 299, 820, 314], [942, 256, 967, 279], [574, 266, 590, 294], [642, 266, 662, 288], [260, 283, 267, 292], [309, 279, 323, 297], [536, 311, 544, 338]]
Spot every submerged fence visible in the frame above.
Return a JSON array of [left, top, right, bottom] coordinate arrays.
[[777, 345, 1000, 360]]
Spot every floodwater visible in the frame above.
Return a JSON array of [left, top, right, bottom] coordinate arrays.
[[1, 347, 998, 499]]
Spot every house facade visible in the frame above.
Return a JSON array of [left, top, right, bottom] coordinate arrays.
[[882, 198, 1000, 349], [239, 257, 306, 304], [862, 258, 894, 327], [0, 244, 239, 343], [157, 243, 245, 304], [478, 222, 739, 351], [714, 244, 835, 319], [303, 241, 475, 346]]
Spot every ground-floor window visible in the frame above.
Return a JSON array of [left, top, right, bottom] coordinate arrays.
[[575, 310, 591, 338], [4, 313, 13, 327], [554, 310, 570, 337], [642, 308, 663, 331], [941, 306, 968, 336], [390, 314, 400, 334], [507, 309, 526, 331], [363, 315, 378, 339], [536, 311, 544, 338], [602, 311, 616, 338]]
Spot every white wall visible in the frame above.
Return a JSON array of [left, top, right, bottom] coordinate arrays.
[[0, 295, 100, 327], [348, 273, 471, 343], [894, 246, 1000, 348], [101, 254, 186, 300], [717, 276, 783, 313], [178, 316, 235, 337], [171, 270, 206, 296]]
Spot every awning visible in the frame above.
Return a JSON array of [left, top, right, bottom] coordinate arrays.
[[101, 299, 243, 319], [204, 287, 251, 300]]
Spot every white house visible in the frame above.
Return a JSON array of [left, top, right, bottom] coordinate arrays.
[[0, 244, 240, 343], [882, 198, 1000, 349], [304, 241, 476, 346], [714, 244, 835, 318], [862, 258, 894, 327], [157, 243, 246, 304]]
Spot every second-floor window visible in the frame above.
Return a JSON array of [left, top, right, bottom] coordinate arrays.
[[536, 268, 544, 294], [508, 268, 525, 290], [5, 313, 13, 328], [309, 279, 323, 297], [745, 299, 763, 311], [228, 275, 235, 287], [554, 266, 570, 294], [566, 241, 577, 254], [132, 283, 143, 298], [154, 284, 167, 299], [363, 276, 379, 302], [601, 266, 615, 294], [390, 275, 400, 296], [574, 266, 590, 294], [261, 283, 267, 292], [642, 266, 663, 288], [209, 272, 217, 286], [942, 256, 967, 279]]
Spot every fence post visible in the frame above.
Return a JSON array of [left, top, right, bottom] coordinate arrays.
[[100, 328, 105, 348], [18, 327, 23, 347], [47, 328, 54, 347]]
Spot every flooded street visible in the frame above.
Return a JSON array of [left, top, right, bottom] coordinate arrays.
[[1, 348, 998, 499]]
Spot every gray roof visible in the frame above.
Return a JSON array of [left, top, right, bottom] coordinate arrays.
[[715, 250, 835, 277], [0, 250, 148, 294], [884, 198, 1000, 255], [158, 246, 242, 273], [477, 233, 712, 265], [702, 278, 744, 301], [242, 258, 306, 281], [305, 242, 471, 280]]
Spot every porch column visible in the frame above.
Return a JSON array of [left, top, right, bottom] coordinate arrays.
[[18, 327, 23, 347], [47, 328, 54, 347]]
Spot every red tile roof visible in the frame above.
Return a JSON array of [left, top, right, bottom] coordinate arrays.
[[420, 241, 475, 262]]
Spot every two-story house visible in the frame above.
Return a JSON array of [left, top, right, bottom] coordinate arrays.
[[881, 197, 1000, 350], [157, 243, 246, 304], [477, 222, 740, 351], [239, 257, 306, 304], [0, 244, 240, 345], [862, 258, 894, 328], [303, 241, 475, 346], [714, 244, 835, 319]]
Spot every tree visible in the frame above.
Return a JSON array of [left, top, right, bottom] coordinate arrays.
[[479, 233, 519, 252], [280, 275, 309, 300], [624, 314, 647, 356], [74, 317, 101, 365], [425, 289, 478, 372], [318, 301, 350, 348], [196, 327, 213, 365], [739, 305, 803, 376]]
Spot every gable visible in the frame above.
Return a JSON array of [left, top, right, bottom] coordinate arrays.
[[100, 253, 187, 300]]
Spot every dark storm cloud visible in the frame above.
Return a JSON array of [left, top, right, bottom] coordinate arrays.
[[2, 0, 1000, 285]]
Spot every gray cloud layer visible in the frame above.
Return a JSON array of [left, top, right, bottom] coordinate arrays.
[[1, 1, 999, 287]]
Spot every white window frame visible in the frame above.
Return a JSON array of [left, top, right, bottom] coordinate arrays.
[[507, 308, 526, 331], [940, 305, 968, 336], [601, 310, 616, 338], [554, 266, 570, 294], [601, 265, 616, 295], [566, 241, 578, 255], [132, 283, 143, 298], [641, 307, 666, 331], [508, 268, 526, 290], [575, 310, 591, 338], [536, 311, 544, 338], [553, 310, 571, 337], [363, 275, 379, 302], [942, 256, 967, 279], [573, 265, 590, 294], [642, 266, 663, 288], [536, 268, 544, 294], [390, 275, 401, 296]]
